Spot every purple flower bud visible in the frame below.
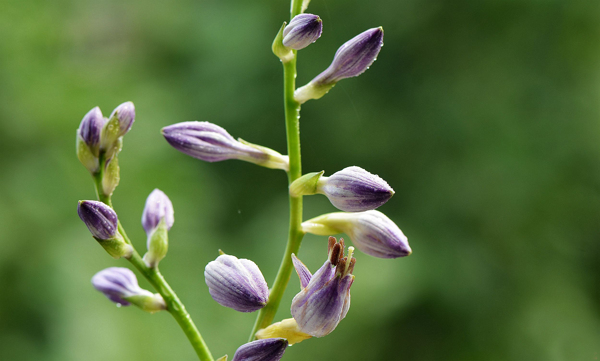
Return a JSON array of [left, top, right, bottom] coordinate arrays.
[[291, 237, 355, 337], [231, 338, 288, 361], [77, 200, 118, 240], [204, 254, 269, 312], [142, 189, 174, 236], [77, 107, 105, 154], [283, 14, 322, 50], [110, 101, 135, 137], [302, 210, 411, 258], [295, 27, 384, 103], [162, 121, 289, 170], [92, 267, 149, 305], [317, 166, 394, 212], [92, 267, 166, 312]]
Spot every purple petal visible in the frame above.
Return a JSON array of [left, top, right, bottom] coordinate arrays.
[[92, 267, 143, 305], [282, 14, 323, 50], [319, 166, 394, 212], [77, 200, 118, 240], [314, 27, 383, 84], [231, 338, 288, 361], [204, 254, 269, 312], [110, 101, 135, 136], [141, 189, 174, 238], [78, 107, 105, 152], [349, 211, 411, 258], [292, 254, 312, 289], [162, 121, 267, 163]]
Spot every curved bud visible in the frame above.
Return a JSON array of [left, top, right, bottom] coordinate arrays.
[[291, 237, 355, 337], [255, 318, 312, 345], [101, 101, 135, 152], [204, 254, 269, 312], [78, 107, 105, 155], [295, 27, 384, 103], [283, 14, 322, 50], [162, 121, 289, 170], [289, 171, 324, 197], [231, 338, 288, 361], [302, 210, 411, 258], [92, 267, 166, 313], [77, 200, 132, 258], [316, 166, 394, 212], [141, 189, 174, 268]]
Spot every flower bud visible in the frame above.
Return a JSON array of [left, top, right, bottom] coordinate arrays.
[[301, 210, 411, 258], [92, 267, 166, 313], [291, 237, 355, 337], [255, 318, 312, 346], [162, 121, 289, 170], [141, 189, 174, 268], [77, 200, 132, 258], [78, 200, 118, 240], [295, 27, 384, 103], [78, 107, 105, 156], [231, 339, 288, 361], [316, 166, 394, 211], [101, 101, 135, 152], [204, 254, 269, 312], [283, 14, 322, 50]]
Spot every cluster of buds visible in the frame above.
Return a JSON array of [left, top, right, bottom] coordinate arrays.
[[76, 102, 135, 197]]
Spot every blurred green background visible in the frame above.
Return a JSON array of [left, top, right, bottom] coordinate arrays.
[[1, 0, 599, 360]]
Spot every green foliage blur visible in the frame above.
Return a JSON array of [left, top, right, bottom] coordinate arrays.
[[1, 0, 599, 360]]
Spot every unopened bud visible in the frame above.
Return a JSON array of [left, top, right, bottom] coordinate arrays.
[[77, 200, 132, 258], [316, 166, 394, 211], [301, 210, 410, 258], [204, 254, 269, 312], [162, 121, 289, 171], [141, 189, 174, 268], [231, 339, 288, 361], [101, 101, 135, 152], [78, 107, 105, 156], [295, 27, 384, 103], [92, 267, 166, 313], [283, 14, 322, 50]]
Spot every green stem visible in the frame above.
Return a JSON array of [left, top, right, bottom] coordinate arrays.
[[249, 0, 305, 339], [93, 162, 213, 361]]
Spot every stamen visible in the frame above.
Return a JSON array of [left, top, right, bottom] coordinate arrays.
[[344, 246, 355, 275]]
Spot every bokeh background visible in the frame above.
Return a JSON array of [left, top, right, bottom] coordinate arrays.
[[1, 0, 599, 360]]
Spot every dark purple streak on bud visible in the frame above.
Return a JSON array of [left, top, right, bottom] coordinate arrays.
[[77, 200, 118, 240], [314, 27, 383, 85], [283, 14, 323, 50], [231, 338, 288, 361]]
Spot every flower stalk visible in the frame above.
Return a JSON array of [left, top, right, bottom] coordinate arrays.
[[249, 0, 305, 340]]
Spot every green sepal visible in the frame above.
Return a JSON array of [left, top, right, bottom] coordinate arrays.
[[102, 156, 120, 198], [301, 212, 348, 236], [238, 138, 289, 171], [143, 218, 169, 268], [103, 137, 123, 163], [124, 293, 166, 314], [294, 81, 336, 104], [289, 171, 324, 197], [76, 133, 99, 174], [272, 22, 294, 63], [96, 233, 133, 259], [100, 114, 122, 152], [301, 0, 311, 12], [216, 356, 228, 361]]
